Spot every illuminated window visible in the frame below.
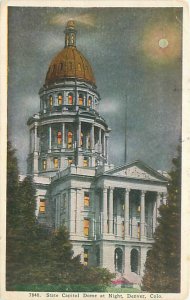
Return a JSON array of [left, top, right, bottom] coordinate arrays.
[[83, 157, 89, 167], [78, 94, 83, 106], [67, 131, 73, 149], [68, 93, 73, 105], [39, 199, 46, 213], [80, 132, 84, 147], [58, 94, 63, 105], [42, 159, 47, 170], [137, 205, 140, 213], [84, 249, 89, 266], [57, 131, 62, 145], [84, 219, 90, 237], [78, 63, 81, 71], [49, 95, 53, 107], [137, 222, 140, 239], [84, 192, 90, 207], [88, 96, 92, 107], [54, 158, 59, 169], [68, 157, 73, 166]]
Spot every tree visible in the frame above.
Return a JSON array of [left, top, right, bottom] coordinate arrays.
[[142, 148, 181, 292], [6, 142, 114, 290]]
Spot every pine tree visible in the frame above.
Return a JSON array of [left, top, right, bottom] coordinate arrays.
[[142, 149, 181, 292]]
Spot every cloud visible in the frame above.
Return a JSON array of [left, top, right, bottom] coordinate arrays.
[[49, 13, 97, 28]]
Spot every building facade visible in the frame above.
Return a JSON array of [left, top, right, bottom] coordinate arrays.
[[27, 21, 168, 284]]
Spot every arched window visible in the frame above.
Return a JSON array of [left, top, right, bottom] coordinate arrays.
[[88, 96, 92, 107], [57, 131, 62, 145], [49, 95, 53, 107], [114, 248, 123, 273], [54, 157, 59, 169], [67, 131, 73, 149], [68, 93, 73, 105], [58, 94, 63, 105], [68, 157, 73, 166], [78, 93, 84, 106], [130, 249, 139, 274]]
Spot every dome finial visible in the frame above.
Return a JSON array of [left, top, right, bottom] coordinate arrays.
[[64, 20, 77, 48]]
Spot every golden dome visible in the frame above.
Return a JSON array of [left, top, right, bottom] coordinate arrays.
[[45, 21, 96, 86], [45, 47, 96, 85]]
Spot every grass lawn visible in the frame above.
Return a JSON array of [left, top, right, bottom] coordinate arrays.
[[9, 284, 141, 293]]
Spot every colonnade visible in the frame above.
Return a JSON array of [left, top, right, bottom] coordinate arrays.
[[29, 122, 109, 159], [100, 187, 167, 240]]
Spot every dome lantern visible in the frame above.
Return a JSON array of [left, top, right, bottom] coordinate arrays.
[[64, 20, 77, 48]]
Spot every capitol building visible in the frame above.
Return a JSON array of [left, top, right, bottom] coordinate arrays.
[[26, 20, 168, 284]]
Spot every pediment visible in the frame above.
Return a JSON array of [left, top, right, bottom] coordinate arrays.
[[105, 161, 168, 182]]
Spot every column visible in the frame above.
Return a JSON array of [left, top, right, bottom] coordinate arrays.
[[156, 192, 162, 222], [62, 123, 65, 149], [103, 133, 106, 156], [34, 124, 38, 152], [70, 189, 76, 235], [48, 125, 52, 150], [90, 124, 95, 150], [29, 129, 32, 153], [124, 189, 130, 239], [99, 128, 102, 152], [140, 190, 146, 239], [108, 187, 114, 234], [102, 188, 108, 234], [77, 121, 81, 148], [153, 194, 157, 232], [105, 135, 109, 162]]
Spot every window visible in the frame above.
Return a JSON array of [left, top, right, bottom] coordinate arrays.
[[42, 159, 47, 170], [39, 199, 46, 213], [122, 221, 125, 238], [84, 219, 90, 237], [78, 63, 81, 71], [87, 133, 91, 149], [137, 205, 140, 212], [68, 93, 73, 105], [80, 132, 84, 147], [68, 157, 73, 166], [58, 94, 63, 105], [49, 95, 53, 107], [84, 192, 90, 207], [67, 131, 73, 149], [59, 63, 63, 71], [137, 222, 140, 239], [54, 158, 59, 169], [84, 249, 89, 266], [83, 157, 89, 167], [88, 96, 92, 107], [57, 131, 62, 145], [78, 94, 83, 106]]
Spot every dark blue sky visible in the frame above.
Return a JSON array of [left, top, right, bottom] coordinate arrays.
[[8, 7, 182, 174]]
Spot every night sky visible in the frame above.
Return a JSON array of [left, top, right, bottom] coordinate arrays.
[[8, 7, 182, 174]]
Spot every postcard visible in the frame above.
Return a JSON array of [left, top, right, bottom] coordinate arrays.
[[0, 1, 190, 300]]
